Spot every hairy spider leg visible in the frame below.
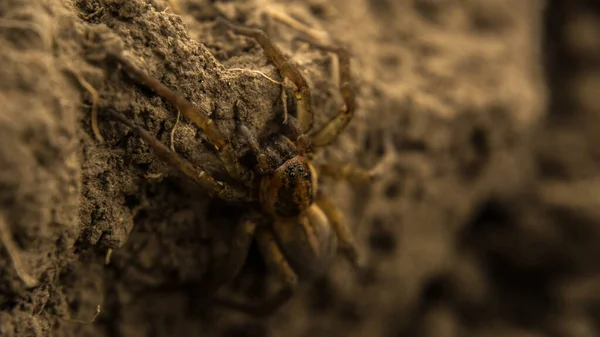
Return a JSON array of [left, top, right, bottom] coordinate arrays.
[[200, 217, 257, 298], [102, 109, 251, 202], [316, 163, 374, 184], [299, 41, 356, 147], [218, 17, 315, 133], [109, 53, 253, 186], [317, 129, 396, 182], [237, 124, 274, 174], [315, 192, 362, 270], [213, 227, 298, 317], [284, 115, 312, 155]]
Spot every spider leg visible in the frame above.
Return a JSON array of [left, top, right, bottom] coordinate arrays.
[[284, 115, 312, 155], [302, 41, 355, 147], [109, 53, 252, 186], [315, 131, 395, 183], [316, 163, 374, 184], [102, 109, 251, 202], [315, 192, 362, 270], [237, 124, 275, 174], [218, 17, 314, 133], [201, 217, 257, 297], [213, 227, 298, 317]]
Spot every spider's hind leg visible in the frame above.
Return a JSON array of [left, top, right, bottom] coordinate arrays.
[[315, 192, 362, 270], [212, 227, 298, 317], [200, 216, 258, 299]]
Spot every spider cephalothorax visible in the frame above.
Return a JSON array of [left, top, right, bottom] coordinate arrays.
[[100, 16, 373, 316], [260, 156, 317, 218]]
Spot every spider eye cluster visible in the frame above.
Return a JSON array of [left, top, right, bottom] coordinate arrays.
[[260, 156, 316, 218], [286, 164, 311, 182]]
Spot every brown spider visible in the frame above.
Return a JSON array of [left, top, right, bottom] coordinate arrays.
[[101, 17, 373, 316]]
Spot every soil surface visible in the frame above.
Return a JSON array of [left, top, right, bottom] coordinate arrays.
[[1, 0, 599, 336]]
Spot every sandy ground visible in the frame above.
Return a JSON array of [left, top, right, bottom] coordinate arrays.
[[0, 0, 599, 336]]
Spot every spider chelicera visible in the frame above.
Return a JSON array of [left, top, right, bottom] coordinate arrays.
[[101, 17, 375, 316]]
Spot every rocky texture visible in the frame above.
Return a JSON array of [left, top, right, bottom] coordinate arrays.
[[2, 0, 596, 336]]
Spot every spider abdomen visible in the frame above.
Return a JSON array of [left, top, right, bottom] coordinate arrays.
[[271, 204, 339, 280]]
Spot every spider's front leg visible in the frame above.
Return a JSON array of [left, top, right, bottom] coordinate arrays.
[[316, 163, 375, 184], [101, 109, 251, 202], [217, 17, 315, 133], [304, 42, 356, 147], [235, 103, 310, 170], [108, 53, 253, 186], [316, 131, 395, 183]]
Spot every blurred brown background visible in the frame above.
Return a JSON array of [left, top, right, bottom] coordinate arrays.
[[0, 0, 599, 336]]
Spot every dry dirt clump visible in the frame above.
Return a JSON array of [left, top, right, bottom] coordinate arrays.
[[7, 0, 597, 336]]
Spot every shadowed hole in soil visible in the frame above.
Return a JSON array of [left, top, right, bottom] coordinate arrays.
[[222, 322, 269, 337], [337, 299, 363, 324], [391, 274, 451, 337], [380, 54, 400, 68], [412, 0, 445, 24], [367, 0, 393, 17], [0, 296, 18, 311], [468, 6, 513, 34], [588, 301, 600, 333], [420, 274, 451, 305], [368, 216, 397, 256], [124, 193, 140, 209], [383, 180, 402, 200], [308, 2, 327, 18], [395, 138, 427, 152], [356, 265, 379, 287], [458, 123, 491, 181], [362, 128, 387, 158], [308, 276, 336, 313], [470, 127, 489, 161], [542, 0, 575, 119], [458, 200, 564, 329], [536, 155, 569, 179]]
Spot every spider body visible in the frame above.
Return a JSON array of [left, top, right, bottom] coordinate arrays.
[[255, 137, 335, 280], [102, 17, 372, 316]]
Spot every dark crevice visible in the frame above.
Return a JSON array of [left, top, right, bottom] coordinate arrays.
[[308, 277, 336, 313]]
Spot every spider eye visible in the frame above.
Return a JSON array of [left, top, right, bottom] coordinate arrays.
[[297, 167, 304, 173], [289, 171, 296, 178]]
